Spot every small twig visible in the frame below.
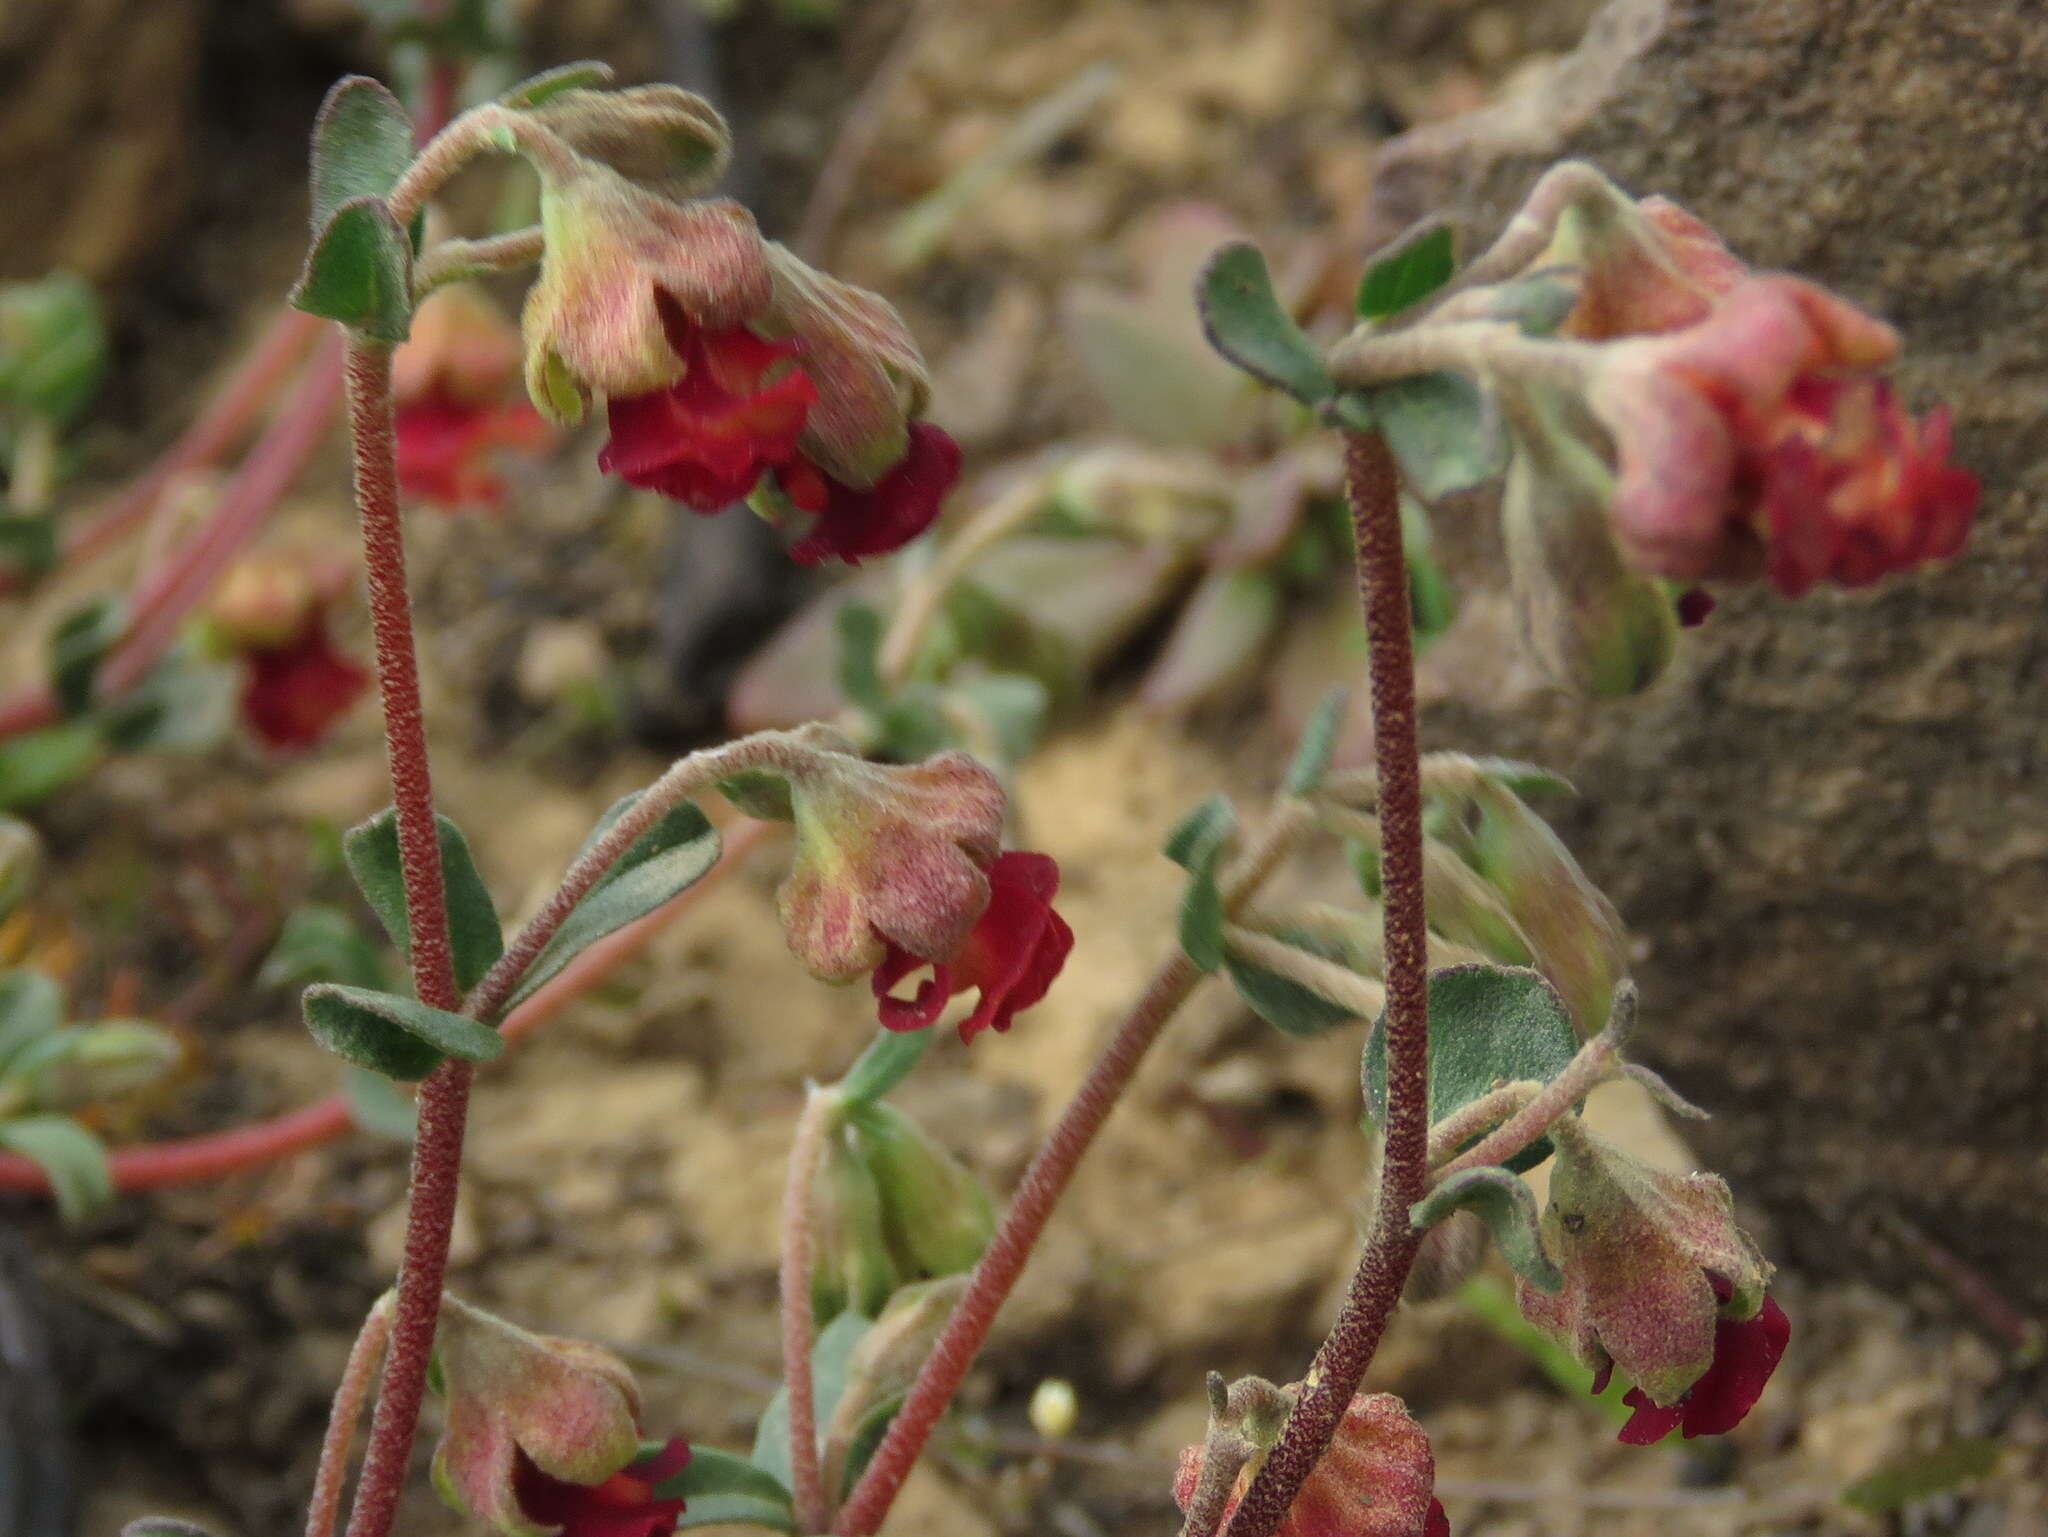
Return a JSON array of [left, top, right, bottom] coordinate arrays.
[[1434, 1028, 1621, 1182], [780, 1087, 842, 1534], [303, 1298, 393, 1537], [875, 475, 1047, 686]]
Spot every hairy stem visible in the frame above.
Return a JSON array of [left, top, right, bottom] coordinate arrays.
[[305, 1297, 395, 1537], [336, 334, 467, 1537], [780, 1087, 843, 1534], [833, 810, 1305, 1536], [1219, 431, 1429, 1537], [1435, 1028, 1621, 1180]]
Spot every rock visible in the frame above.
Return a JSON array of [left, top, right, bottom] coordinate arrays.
[[1368, 0, 2048, 1314]]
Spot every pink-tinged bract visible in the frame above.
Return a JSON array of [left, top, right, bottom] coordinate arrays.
[[512, 1437, 691, 1537], [872, 850, 1074, 1042]]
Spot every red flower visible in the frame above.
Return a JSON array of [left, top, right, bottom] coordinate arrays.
[[1588, 276, 1978, 595], [598, 312, 816, 511], [513, 1437, 691, 1537], [397, 394, 551, 511], [239, 618, 369, 752], [779, 422, 961, 566], [1606, 1285, 1790, 1445], [871, 850, 1073, 1042]]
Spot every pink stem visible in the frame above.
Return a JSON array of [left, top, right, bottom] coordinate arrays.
[[780, 1089, 839, 1534], [304, 1298, 395, 1537], [1218, 431, 1429, 1537], [335, 334, 466, 1537]]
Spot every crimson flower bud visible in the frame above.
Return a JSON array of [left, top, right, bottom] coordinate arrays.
[[1516, 1119, 1788, 1443]]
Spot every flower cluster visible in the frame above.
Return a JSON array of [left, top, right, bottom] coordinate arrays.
[[728, 731, 1072, 1040], [209, 548, 369, 751], [1504, 168, 1978, 611], [516, 92, 960, 564]]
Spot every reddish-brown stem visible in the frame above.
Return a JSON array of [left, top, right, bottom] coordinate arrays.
[[780, 1088, 840, 1534], [831, 955, 1202, 1535], [1219, 431, 1429, 1537], [32, 310, 324, 584], [0, 337, 345, 742], [305, 1297, 395, 1537], [335, 334, 466, 1537]]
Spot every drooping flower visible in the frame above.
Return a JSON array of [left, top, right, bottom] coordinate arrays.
[[1534, 177, 1747, 342], [871, 849, 1073, 1042], [729, 732, 1070, 1039], [1516, 1119, 1787, 1443], [596, 304, 815, 510], [511, 1437, 691, 1537], [394, 284, 551, 511], [1585, 275, 1978, 595], [1173, 1387, 1448, 1537], [429, 1293, 687, 1537], [211, 550, 368, 752]]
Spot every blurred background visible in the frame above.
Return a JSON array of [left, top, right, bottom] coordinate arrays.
[[0, 1, 2041, 1533]]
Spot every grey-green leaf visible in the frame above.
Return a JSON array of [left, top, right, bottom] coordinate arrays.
[[751, 1311, 871, 1493], [1283, 687, 1349, 795], [1841, 1439, 2004, 1515], [0, 969, 65, 1071], [505, 799, 721, 1009], [48, 596, 125, 718], [0, 1114, 113, 1222], [343, 810, 503, 994], [1223, 929, 1361, 1039], [1355, 220, 1456, 320], [1362, 964, 1579, 1174], [290, 196, 414, 342], [1411, 1164, 1561, 1293], [343, 1066, 418, 1141], [1163, 795, 1237, 972], [657, 1446, 797, 1533], [309, 76, 415, 232], [301, 984, 503, 1081], [1196, 242, 1332, 406], [499, 60, 616, 110], [1370, 371, 1501, 501]]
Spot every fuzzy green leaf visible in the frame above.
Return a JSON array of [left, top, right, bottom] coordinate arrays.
[[656, 1445, 797, 1532], [291, 197, 414, 342], [258, 904, 389, 991], [48, 596, 124, 717], [0, 514, 58, 583], [0, 721, 103, 810], [343, 1067, 418, 1141], [1374, 371, 1500, 501], [751, 1311, 871, 1494], [1223, 929, 1361, 1038], [1363, 964, 1578, 1174], [0, 1113, 113, 1222], [0, 969, 64, 1071], [1283, 687, 1349, 795], [505, 798, 721, 1008], [836, 601, 887, 711], [1196, 242, 1332, 406], [344, 810, 503, 994], [499, 61, 616, 110], [1841, 1439, 2003, 1514], [100, 645, 238, 753], [309, 77, 414, 232], [301, 983, 504, 1081], [1356, 220, 1456, 320], [1412, 1164, 1562, 1293], [1163, 795, 1237, 972]]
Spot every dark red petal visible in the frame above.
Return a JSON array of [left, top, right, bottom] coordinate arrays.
[[1674, 586, 1716, 628], [947, 851, 1073, 1043], [597, 323, 815, 512], [1423, 1496, 1451, 1537], [1679, 1292, 1790, 1438], [240, 622, 370, 752], [1615, 1388, 1685, 1446], [1589, 1359, 1614, 1397], [871, 941, 954, 1034], [513, 1438, 691, 1537], [396, 396, 548, 511], [786, 423, 962, 566]]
